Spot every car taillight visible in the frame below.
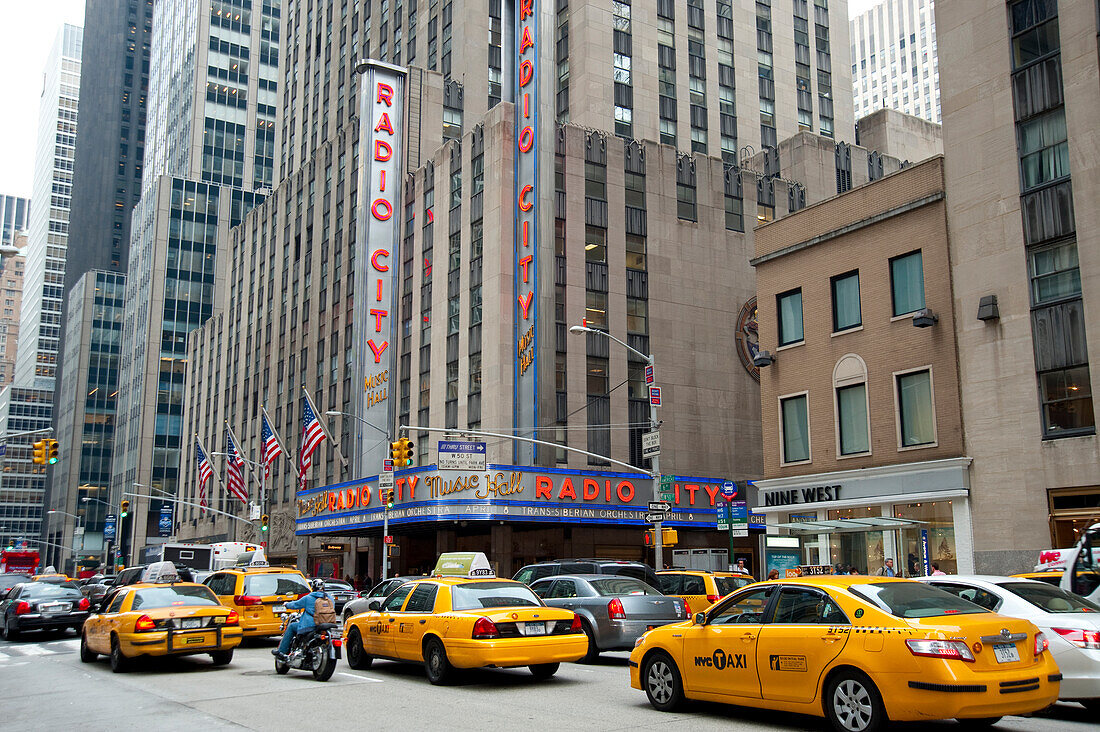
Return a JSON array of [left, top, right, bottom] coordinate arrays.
[[569, 613, 582, 633], [706, 594, 719, 604], [1034, 631, 1049, 655], [472, 616, 499, 639], [905, 638, 975, 662], [234, 595, 262, 607], [77, 597, 90, 611], [14, 601, 31, 615], [1052, 627, 1100, 650], [608, 598, 626, 620], [683, 599, 691, 616], [224, 610, 239, 626], [134, 614, 156, 632]]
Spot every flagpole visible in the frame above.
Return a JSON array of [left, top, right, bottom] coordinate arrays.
[[302, 385, 348, 468], [261, 405, 294, 468]]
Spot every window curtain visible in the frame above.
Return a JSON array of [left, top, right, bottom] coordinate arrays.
[[891, 252, 925, 316], [837, 383, 869, 454], [778, 291, 804, 344], [833, 274, 861, 330], [898, 371, 934, 445], [782, 395, 810, 462]]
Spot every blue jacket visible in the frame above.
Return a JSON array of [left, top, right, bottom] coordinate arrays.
[[286, 590, 330, 633]]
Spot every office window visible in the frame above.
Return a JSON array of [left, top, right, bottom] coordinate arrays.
[[837, 383, 869, 455], [676, 182, 696, 221], [896, 369, 935, 447], [831, 271, 861, 331], [1029, 239, 1080, 304], [890, 251, 925, 316], [585, 291, 607, 330], [1018, 109, 1069, 191], [780, 394, 810, 464], [1039, 366, 1094, 434], [585, 225, 607, 264], [777, 289, 804, 346]]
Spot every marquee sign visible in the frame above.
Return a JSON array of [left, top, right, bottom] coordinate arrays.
[[513, 0, 541, 463], [352, 61, 406, 476], [295, 466, 732, 534]]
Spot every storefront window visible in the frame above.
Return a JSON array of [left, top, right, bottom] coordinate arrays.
[[894, 501, 957, 576], [827, 507, 883, 575]]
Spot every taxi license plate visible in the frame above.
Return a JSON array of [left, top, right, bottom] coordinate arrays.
[[273, 605, 285, 613], [184, 635, 206, 645], [524, 622, 546, 636], [181, 618, 202, 629], [993, 643, 1020, 663]]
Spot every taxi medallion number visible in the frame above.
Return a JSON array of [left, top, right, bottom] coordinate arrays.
[[524, 622, 546, 636], [993, 643, 1020, 663]]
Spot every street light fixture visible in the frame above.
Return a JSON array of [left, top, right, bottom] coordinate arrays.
[[325, 410, 390, 437], [568, 324, 666, 571]]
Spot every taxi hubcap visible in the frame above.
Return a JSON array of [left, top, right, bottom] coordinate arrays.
[[833, 679, 873, 731], [647, 661, 674, 703]]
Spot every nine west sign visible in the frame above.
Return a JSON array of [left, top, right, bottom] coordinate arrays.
[[762, 484, 843, 507]]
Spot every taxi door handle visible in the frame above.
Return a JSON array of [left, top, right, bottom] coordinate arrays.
[[387, 617, 395, 622], [741, 633, 755, 643], [419, 619, 427, 624], [822, 635, 840, 644]]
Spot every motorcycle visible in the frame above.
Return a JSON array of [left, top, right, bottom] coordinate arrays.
[[275, 611, 340, 681]]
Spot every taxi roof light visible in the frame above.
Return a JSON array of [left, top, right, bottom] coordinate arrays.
[[432, 551, 496, 579], [905, 638, 975, 662], [141, 561, 181, 584], [472, 616, 500, 639]]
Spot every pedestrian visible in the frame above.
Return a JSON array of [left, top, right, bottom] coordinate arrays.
[[849, 567, 860, 575], [931, 562, 946, 576], [875, 558, 897, 577], [767, 569, 780, 580], [735, 558, 748, 574]]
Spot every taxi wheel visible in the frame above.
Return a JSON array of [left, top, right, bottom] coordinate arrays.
[[825, 670, 885, 732], [346, 628, 374, 670], [2, 621, 19, 642], [79, 632, 97, 663], [529, 663, 559, 679], [423, 638, 454, 685], [109, 636, 130, 673], [210, 650, 234, 666], [580, 621, 600, 663], [642, 651, 684, 712]]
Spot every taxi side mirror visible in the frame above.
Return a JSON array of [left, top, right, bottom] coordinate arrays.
[[693, 612, 706, 626], [368, 600, 381, 611]]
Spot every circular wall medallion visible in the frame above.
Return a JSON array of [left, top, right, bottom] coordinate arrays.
[[734, 297, 760, 382]]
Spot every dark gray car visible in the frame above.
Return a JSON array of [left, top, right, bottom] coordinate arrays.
[[530, 574, 688, 661], [341, 576, 423, 621]]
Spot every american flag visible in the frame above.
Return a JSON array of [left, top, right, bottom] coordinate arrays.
[[261, 413, 283, 482], [225, 431, 248, 503], [195, 439, 212, 512], [299, 398, 327, 491]]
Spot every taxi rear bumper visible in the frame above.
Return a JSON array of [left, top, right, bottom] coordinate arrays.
[[444, 633, 588, 669], [877, 663, 1061, 721], [238, 616, 285, 636], [119, 627, 243, 656]]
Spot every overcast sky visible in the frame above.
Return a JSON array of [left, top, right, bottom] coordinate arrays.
[[0, 0, 885, 199], [0, 1, 85, 199]]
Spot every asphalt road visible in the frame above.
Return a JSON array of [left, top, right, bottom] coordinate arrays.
[[0, 630, 1094, 731]]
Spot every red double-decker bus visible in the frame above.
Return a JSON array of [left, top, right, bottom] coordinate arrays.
[[1, 548, 40, 575]]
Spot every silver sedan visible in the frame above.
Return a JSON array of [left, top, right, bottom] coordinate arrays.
[[530, 574, 688, 661]]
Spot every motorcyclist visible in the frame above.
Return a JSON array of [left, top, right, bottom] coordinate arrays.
[[273, 578, 331, 662]]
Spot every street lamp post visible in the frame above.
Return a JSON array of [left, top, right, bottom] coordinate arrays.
[[569, 325, 665, 571], [327, 411, 391, 582], [46, 509, 83, 574]]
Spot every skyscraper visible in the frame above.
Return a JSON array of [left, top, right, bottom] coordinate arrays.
[[111, 0, 276, 558], [0, 195, 30, 248], [850, 0, 941, 123], [0, 236, 26, 388], [13, 24, 82, 390], [177, 1, 880, 578]]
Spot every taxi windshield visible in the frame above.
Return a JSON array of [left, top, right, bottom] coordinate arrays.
[[131, 585, 220, 610], [849, 582, 988, 618], [244, 573, 310, 597], [715, 576, 754, 596], [451, 581, 543, 610], [590, 578, 659, 596], [997, 581, 1100, 613]]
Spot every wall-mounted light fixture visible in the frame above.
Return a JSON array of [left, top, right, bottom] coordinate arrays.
[[977, 295, 999, 322], [912, 308, 938, 328], [753, 350, 775, 368]]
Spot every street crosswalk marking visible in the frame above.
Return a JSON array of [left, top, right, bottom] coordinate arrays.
[[0, 638, 79, 664]]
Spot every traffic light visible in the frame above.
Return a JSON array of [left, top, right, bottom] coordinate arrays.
[[643, 528, 678, 547], [384, 489, 395, 510], [260, 514, 269, 532], [389, 436, 415, 467], [47, 439, 59, 465], [120, 499, 130, 518], [32, 440, 47, 465], [643, 530, 653, 547]]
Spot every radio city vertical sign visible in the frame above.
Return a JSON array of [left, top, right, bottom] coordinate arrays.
[[513, 0, 540, 464], [353, 61, 406, 477]]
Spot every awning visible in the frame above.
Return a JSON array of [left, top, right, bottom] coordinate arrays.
[[768, 517, 927, 535]]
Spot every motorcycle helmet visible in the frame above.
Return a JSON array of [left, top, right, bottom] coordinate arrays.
[[311, 578, 326, 592]]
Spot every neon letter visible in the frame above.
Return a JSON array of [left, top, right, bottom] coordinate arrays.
[[518, 184, 534, 210], [371, 249, 391, 272], [374, 139, 392, 161], [374, 112, 394, 134], [519, 60, 534, 86], [518, 291, 534, 319], [371, 198, 393, 220], [370, 309, 388, 331], [367, 339, 389, 363], [376, 83, 394, 106], [518, 126, 534, 153], [519, 255, 532, 283]]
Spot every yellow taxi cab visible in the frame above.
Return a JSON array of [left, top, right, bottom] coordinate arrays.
[[657, 569, 754, 614], [31, 573, 71, 583], [343, 552, 588, 684], [202, 550, 310, 637], [630, 575, 1060, 731], [1009, 570, 1064, 587], [79, 562, 242, 672]]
